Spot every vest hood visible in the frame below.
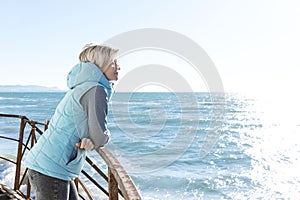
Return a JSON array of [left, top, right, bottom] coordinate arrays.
[[67, 62, 111, 90], [67, 62, 113, 101]]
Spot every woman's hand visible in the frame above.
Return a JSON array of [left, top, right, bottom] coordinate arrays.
[[76, 138, 95, 150]]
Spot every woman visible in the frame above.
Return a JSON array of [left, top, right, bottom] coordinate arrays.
[[24, 44, 120, 199]]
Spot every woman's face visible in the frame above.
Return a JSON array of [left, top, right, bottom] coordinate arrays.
[[103, 59, 120, 81]]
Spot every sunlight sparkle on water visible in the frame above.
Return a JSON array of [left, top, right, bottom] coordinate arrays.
[[239, 93, 300, 198]]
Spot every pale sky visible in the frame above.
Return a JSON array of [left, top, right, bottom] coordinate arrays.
[[0, 0, 299, 95]]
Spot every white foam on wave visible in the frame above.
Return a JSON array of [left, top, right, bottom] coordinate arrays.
[[0, 105, 37, 109], [0, 158, 32, 197], [0, 160, 15, 187], [0, 97, 17, 100]]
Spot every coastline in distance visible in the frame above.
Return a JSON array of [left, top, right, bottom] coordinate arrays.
[[0, 85, 65, 92]]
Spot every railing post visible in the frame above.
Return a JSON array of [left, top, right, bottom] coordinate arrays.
[[108, 167, 119, 200], [26, 176, 31, 199], [74, 178, 79, 192], [44, 119, 49, 131], [14, 117, 26, 190]]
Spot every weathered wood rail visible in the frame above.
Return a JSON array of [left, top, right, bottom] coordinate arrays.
[[0, 113, 141, 200]]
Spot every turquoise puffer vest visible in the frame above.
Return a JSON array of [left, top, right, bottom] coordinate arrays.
[[23, 62, 113, 180]]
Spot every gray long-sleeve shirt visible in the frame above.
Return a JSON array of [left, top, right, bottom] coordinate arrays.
[[80, 85, 110, 149]]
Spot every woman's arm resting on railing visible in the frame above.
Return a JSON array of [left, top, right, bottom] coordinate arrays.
[[80, 86, 111, 148]]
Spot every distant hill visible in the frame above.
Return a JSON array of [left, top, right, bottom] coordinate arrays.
[[0, 85, 65, 92]]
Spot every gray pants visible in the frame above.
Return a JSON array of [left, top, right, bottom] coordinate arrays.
[[28, 169, 79, 200]]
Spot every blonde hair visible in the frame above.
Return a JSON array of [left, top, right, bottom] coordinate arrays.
[[79, 43, 119, 71]]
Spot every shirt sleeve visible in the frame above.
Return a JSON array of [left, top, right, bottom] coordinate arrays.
[[80, 85, 111, 149]]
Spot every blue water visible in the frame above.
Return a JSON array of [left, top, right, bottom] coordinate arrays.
[[1, 92, 300, 199]]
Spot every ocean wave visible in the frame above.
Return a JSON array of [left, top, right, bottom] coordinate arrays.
[[0, 97, 17, 100], [0, 159, 16, 188], [0, 105, 37, 109], [0, 156, 32, 197]]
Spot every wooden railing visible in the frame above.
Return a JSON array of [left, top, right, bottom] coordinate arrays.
[[0, 113, 141, 200], [98, 147, 141, 200]]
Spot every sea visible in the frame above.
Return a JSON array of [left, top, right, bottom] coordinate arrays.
[[0, 92, 300, 199]]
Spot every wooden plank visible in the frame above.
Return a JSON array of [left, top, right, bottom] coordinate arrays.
[[97, 147, 141, 200], [108, 167, 119, 200]]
